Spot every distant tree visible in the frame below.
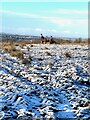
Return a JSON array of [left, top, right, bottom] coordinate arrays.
[[75, 37, 82, 43], [78, 37, 82, 42]]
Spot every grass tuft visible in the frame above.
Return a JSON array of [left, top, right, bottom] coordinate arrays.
[[64, 52, 71, 58], [45, 52, 51, 56]]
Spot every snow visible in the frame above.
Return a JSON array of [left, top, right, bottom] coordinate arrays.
[[0, 44, 90, 119]]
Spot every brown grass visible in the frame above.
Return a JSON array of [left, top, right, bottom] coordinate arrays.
[[45, 51, 51, 56], [0, 39, 88, 48], [10, 50, 24, 60], [64, 52, 71, 58], [1, 42, 24, 60], [22, 58, 30, 65], [45, 47, 49, 49], [0, 42, 33, 65]]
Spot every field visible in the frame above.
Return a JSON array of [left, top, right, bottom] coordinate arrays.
[[0, 42, 90, 119]]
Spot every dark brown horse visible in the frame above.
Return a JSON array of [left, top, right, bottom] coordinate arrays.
[[40, 34, 54, 44]]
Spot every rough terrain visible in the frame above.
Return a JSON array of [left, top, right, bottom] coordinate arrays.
[[0, 44, 90, 119]]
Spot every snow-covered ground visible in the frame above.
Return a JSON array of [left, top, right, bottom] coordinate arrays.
[[0, 44, 90, 119]]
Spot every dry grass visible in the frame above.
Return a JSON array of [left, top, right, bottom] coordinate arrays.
[[0, 40, 88, 60], [1, 42, 24, 60], [30, 44, 33, 47], [10, 50, 24, 60], [64, 52, 71, 58], [45, 47, 49, 49], [2, 42, 15, 53], [28, 55, 32, 60], [45, 51, 51, 56], [55, 39, 88, 45], [22, 58, 30, 65], [22, 54, 32, 65], [18, 42, 26, 48], [0, 42, 32, 65], [0, 39, 88, 48], [48, 62, 54, 67]]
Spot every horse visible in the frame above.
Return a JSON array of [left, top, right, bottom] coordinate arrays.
[[40, 34, 54, 44]]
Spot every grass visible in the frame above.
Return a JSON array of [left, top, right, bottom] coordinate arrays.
[[0, 42, 32, 65], [30, 44, 33, 47], [0, 39, 88, 47], [10, 50, 24, 60], [22, 58, 30, 65], [1, 42, 24, 60], [0, 40, 88, 62], [22, 54, 32, 65], [64, 52, 71, 58], [48, 62, 54, 67], [45, 47, 49, 49], [45, 51, 51, 56]]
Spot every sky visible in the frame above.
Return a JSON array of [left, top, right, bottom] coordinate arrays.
[[0, 1, 88, 38]]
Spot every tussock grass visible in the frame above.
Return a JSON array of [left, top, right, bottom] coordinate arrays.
[[48, 62, 54, 67], [18, 42, 26, 48], [0, 39, 88, 48], [45, 47, 49, 49], [22, 54, 32, 65], [28, 55, 32, 60], [30, 44, 33, 47], [64, 52, 71, 58], [1, 42, 24, 60], [22, 58, 30, 65], [45, 51, 51, 56], [1, 42, 32, 65], [27, 47, 30, 51], [10, 50, 24, 60]]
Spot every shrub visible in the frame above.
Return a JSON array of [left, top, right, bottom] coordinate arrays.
[[28, 54, 32, 60], [22, 58, 30, 65], [30, 44, 33, 47], [27, 47, 30, 51], [22, 54, 32, 65], [45, 52, 51, 56], [10, 50, 24, 60], [45, 47, 49, 49], [12, 47, 17, 52], [64, 52, 71, 58], [18, 42, 26, 48], [1, 42, 24, 60], [48, 62, 54, 67], [17, 51, 24, 60]]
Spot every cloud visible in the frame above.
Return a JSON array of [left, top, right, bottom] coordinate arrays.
[[16, 27, 33, 34], [16, 27, 43, 35], [49, 17, 73, 26], [0, 10, 73, 27], [0, 10, 40, 18], [49, 29, 58, 33], [0, 9, 88, 37], [0, 0, 89, 2], [49, 9, 88, 15], [0, 9, 87, 27], [35, 28, 43, 32], [52, 18, 87, 27], [63, 30, 71, 34]]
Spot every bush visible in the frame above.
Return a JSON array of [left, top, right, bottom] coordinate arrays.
[[64, 52, 71, 58], [22, 54, 32, 65], [30, 44, 33, 47], [18, 42, 26, 48], [45, 52, 51, 56], [22, 58, 30, 65], [17, 51, 24, 60], [27, 47, 30, 51], [45, 47, 49, 49], [28, 54, 32, 60], [10, 50, 24, 60]]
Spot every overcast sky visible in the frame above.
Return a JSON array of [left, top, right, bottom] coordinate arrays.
[[0, 1, 88, 38]]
